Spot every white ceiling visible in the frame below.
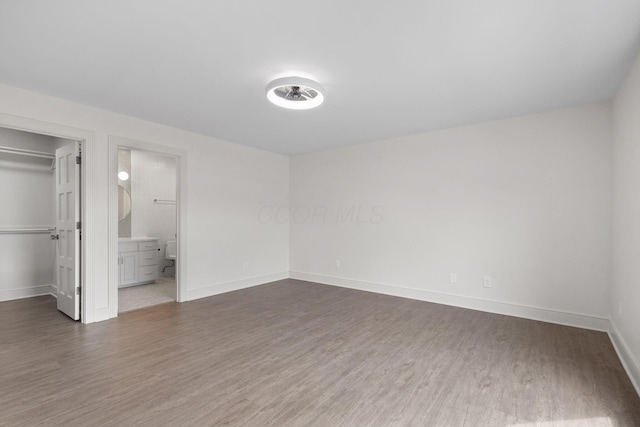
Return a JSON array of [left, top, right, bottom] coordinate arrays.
[[1, 1, 639, 155]]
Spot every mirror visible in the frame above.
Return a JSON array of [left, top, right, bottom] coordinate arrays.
[[118, 185, 132, 221]]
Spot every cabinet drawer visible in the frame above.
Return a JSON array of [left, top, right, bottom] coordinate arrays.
[[138, 241, 159, 252], [139, 250, 157, 267], [139, 266, 158, 282], [119, 242, 138, 253]]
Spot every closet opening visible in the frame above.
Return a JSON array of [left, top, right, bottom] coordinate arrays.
[[0, 126, 82, 320]]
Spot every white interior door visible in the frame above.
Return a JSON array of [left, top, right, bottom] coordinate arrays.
[[55, 141, 80, 320]]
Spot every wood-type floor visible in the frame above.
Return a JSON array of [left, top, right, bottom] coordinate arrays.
[[2, 279, 639, 426]]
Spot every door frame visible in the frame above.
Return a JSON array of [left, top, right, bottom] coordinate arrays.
[[0, 112, 94, 323], [108, 135, 187, 317]]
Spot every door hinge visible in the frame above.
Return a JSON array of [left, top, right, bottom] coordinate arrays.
[[76, 221, 81, 230], [76, 155, 81, 165], [76, 287, 81, 295]]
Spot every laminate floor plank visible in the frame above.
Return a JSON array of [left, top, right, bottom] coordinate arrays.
[[1, 279, 639, 426]]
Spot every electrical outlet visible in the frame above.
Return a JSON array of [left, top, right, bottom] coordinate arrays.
[[449, 273, 457, 284], [483, 276, 492, 288], [335, 260, 341, 269], [243, 261, 249, 270]]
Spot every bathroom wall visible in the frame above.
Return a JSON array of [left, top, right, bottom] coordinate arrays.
[[118, 149, 132, 237], [130, 149, 177, 276], [0, 127, 56, 301]]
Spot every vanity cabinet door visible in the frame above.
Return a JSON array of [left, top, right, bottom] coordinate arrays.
[[120, 252, 139, 287]]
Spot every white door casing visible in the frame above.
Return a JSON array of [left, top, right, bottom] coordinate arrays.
[[56, 141, 80, 320]]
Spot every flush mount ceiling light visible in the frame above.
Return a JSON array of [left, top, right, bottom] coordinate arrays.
[[266, 77, 324, 110], [118, 171, 129, 181]]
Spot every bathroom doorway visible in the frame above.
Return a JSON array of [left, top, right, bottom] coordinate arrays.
[[116, 147, 178, 313]]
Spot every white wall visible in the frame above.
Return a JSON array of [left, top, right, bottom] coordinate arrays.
[[0, 83, 290, 322], [130, 149, 177, 276], [0, 127, 56, 300], [291, 103, 612, 329], [612, 50, 640, 392]]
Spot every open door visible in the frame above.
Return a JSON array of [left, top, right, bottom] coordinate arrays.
[[55, 141, 80, 320]]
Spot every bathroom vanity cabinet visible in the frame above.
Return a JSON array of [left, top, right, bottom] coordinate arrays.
[[118, 237, 160, 288]]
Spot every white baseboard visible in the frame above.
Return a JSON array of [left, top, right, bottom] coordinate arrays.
[[0, 284, 56, 302], [609, 321, 640, 398], [186, 271, 289, 301], [289, 271, 610, 332]]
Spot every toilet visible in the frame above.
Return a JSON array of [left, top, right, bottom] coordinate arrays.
[[165, 240, 177, 260], [164, 240, 177, 275]]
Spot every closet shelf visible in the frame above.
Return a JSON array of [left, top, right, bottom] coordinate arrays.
[[0, 145, 55, 159], [0, 227, 56, 235], [0, 145, 56, 170]]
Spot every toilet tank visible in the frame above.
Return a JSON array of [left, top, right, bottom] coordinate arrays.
[[165, 240, 177, 259]]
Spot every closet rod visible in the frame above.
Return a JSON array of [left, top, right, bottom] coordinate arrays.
[[0, 145, 55, 159], [0, 227, 56, 235]]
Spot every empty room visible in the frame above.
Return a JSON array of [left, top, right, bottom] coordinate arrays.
[[1, 1, 640, 426]]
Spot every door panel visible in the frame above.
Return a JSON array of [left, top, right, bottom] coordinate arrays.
[[56, 141, 80, 320]]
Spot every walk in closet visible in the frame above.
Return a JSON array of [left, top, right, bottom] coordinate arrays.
[[0, 127, 75, 304]]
